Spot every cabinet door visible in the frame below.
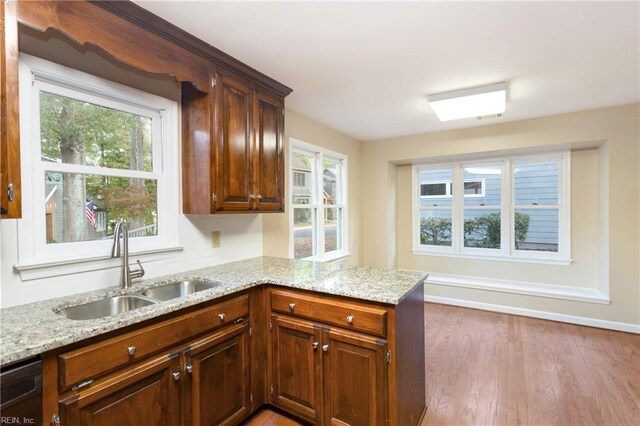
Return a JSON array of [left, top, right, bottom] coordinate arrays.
[[185, 322, 251, 426], [271, 314, 322, 424], [1, 0, 22, 219], [58, 353, 181, 426], [215, 72, 254, 211], [253, 90, 284, 212], [323, 329, 388, 426]]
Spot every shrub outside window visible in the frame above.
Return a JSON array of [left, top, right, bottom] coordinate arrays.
[[413, 152, 571, 263]]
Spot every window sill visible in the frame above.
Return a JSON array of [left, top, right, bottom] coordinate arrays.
[[303, 251, 352, 263], [14, 245, 184, 281], [411, 249, 573, 266]]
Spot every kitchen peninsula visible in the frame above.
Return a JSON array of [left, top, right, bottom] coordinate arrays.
[[1, 257, 427, 425]]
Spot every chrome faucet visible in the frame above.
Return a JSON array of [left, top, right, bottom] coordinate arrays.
[[111, 218, 145, 289]]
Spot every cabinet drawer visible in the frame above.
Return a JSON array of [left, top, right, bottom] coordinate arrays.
[[271, 289, 387, 337], [58, 294, 248, 389]]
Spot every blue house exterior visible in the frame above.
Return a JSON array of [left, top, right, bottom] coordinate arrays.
[[419, 161, 559, 251]]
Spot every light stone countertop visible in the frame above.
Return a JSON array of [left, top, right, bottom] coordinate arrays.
[[0, 256, 426, 367]]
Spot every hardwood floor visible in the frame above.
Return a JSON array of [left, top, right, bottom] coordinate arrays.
[[245, 303, 640, 426]]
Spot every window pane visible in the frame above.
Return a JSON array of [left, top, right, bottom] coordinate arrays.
[[419, 209, 452, 247], [292, 151, 314, 204], [514, 208, 558, 252], [323, 157, 341, 205], [294, 208, 316, 259], [40, 92, 153, 172], [45, 172, 157, 244], [513, 160, 559, 205], [324, 207, 343, 253], [419, 167, 453, 207], [463, 209, 501, 249], [463, 165, 501, 206], [421, 183, 448, 197]]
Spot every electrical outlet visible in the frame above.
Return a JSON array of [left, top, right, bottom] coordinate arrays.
[[211, 231, 221, 248]]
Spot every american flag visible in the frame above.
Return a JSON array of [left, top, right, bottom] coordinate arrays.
[[86, 200, 97, 228]]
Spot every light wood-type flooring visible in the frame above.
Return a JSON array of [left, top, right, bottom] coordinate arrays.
[[245, 303, 640, 426]]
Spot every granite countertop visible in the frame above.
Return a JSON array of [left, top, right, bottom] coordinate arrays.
[[0, 256, 426, 366]]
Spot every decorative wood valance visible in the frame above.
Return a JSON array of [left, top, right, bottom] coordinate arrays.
[[15, 0, 211, 93]]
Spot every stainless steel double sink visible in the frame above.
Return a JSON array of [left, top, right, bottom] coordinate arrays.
[[56, 279, 219, 321]]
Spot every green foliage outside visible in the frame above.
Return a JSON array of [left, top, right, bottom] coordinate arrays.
[[419, 217, 452, 246], [420, 212, 530, 248], [40, 91, 157, 241]]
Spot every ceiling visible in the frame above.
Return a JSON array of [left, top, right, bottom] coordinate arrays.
[[134, 1, 640, 141]]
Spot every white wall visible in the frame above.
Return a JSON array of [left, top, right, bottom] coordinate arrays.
[[0, 215, 262, 307], [263, 110, 364, 265], [0, 28, 264, 308]]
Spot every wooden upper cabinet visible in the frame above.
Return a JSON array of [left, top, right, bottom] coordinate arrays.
[[183, 68, 287, 215], [215, 71, 254, 212], [0, 1, 290, 218], [1, 0, 22, 219], [253, 90, 285, 212]]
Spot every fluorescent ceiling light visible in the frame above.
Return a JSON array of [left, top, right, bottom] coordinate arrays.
[[429, 82, 506, 122]]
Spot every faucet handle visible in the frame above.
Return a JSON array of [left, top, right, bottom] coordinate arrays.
[[130, 259, 145, 279]]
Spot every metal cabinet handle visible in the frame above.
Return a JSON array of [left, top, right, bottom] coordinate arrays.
[[249, 194, 256, 199], [186, 364, 193, 373], [346, 315, 354, 324], [7, 183, 14, 202], [172, 371, 181, 381], [72, 379, 93, 391], [127, 346, 137, 356], [313, 341, 319, 349], [218, 313, 226, 321], [289, 303, 295, 311], [322, 344, 329, 352], [256, 195, 263, 200]]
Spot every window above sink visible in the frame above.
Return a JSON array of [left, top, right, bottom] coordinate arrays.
[[16, 54, 180, 270]]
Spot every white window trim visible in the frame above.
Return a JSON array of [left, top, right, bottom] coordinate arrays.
[[288, 138, 349, 262], [17, 54, 180, 271], [412, 151, 572, 265], [420, 178, 486, 199]]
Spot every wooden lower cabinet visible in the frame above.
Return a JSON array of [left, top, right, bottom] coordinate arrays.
[[184, 322, 251, 426], [323, 329, 387, 426], [270, 314, 388, 425], [271, 315, 322, 424], [45, 285, 426, 426], [58, 353, 182, 426]]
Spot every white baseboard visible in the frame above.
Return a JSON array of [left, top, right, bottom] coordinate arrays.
[[426, 273, 609, 304], [425, 295, 640, 334]]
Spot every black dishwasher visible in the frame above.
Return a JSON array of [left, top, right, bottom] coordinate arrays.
[[0, 358, 42, 425]]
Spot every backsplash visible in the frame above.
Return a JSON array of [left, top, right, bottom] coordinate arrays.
[[0, 214, 263, 307]]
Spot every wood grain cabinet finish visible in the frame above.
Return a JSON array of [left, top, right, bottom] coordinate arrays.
[[271, 289, 388, 337], [43, 285, 426, 426], [1, 0, 22, 219], [215, 71, 255, 212], [46, 295, 253, 426], [184, 322, 251, 426], [58, 353, 182, 426], [57, 295, 248, 390], [270, 313, 389, 426], [183, 70, 286, 215], [270, 315, 322, 424], [268, 285, 426, 426], [252, 90, 285, 212], [4, 1, 291, 218], [322, 328, 387, 426]]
